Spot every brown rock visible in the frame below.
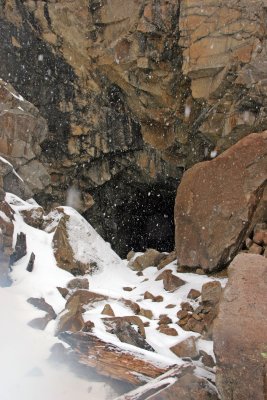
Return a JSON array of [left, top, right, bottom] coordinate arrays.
[[181, 302, 194, 312], [177, 309, 189, 320], [158, 315, 172, 325], [139, 308, 153, 320], [213, 253, 267, 400], [130, 249, 165, 271], [200, 350, 215, 369], [158, 325, 178, 336], [56, 295, 84, 335], [175, 132, 267, 271], [27, 297, 56, 320], [82, 320, 95, 333], [157, 251, 176, 270], [156, 269, 185, 292], [248, 242, 263, 255], [170, 336, 199, 359], [103, 318, 154, 352], [123, 287, 133, 291], [101, 304, 115, 316], [165, 304, 176, 309], [187, 288, 201, 300], [201, 281, 222, 305], [57, 287, 69, 299], [52, 211, 98, 276], [67, 278, 89, 290]]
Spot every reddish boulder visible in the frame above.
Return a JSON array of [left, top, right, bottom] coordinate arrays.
[[213, 253, 267, 400], [175, 132, 267, 271]]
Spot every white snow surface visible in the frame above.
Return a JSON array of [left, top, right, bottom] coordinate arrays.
[[0, 192, 227, 400]]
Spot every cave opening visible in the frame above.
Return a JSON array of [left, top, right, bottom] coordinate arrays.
[[85, 178, 177, 259]]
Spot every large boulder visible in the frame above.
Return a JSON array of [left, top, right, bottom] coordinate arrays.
[[213, 253, 267, 400], [175, 132, 267, 271]]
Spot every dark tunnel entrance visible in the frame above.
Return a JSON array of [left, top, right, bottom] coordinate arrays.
[[85, 179, 177, 258]]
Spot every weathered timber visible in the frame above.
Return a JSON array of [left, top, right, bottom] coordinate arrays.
[[114, 365, 219, 400], [59, 331, 173, 385]]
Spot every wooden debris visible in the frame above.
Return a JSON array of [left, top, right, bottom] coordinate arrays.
[[59, 331, 173, 385]]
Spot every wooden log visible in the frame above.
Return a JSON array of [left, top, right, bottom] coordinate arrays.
[[114, 365, 219, 400], [59, 331, 174, 385]]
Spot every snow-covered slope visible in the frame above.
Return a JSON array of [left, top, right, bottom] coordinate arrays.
[[0, 191, 227, 399]]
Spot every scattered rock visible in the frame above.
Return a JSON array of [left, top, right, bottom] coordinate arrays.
[[103, 318, 154, 352], [144, 291, 163, 302], [26, 252, 35, 272], [139, 308, 153, 320], [67, 278, 89, 290], [187, 289, 201, 300], [177, 309, 189, 320], [10, 232, 26, 265], [126, 250, 135, 261], [157, 251, 176, 270], [165, 304, 176, 309], [156, 269, 185, 292], [57, 287, 69, 299], [130, 249, 165, 271], [101, 304, 115, 316], [181, 302, 194, 312], [158, 315, 172, 325], [123, 287, 133, 291], [158, 325, 178, 336], [199, 350, 215, 369], [56, 295, 84, 335], [27, 297, 56, 319], [201, 281, 222, 305], [82, 320, 95, 333], [170, 337, 199, 359]]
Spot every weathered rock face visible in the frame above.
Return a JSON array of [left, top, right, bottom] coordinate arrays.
[[213, 253, 267, 400], [1, 1, 267, 256], [175, 132, 267, 271], [179, 0, 267, 152], [0, 80, 50, 195]]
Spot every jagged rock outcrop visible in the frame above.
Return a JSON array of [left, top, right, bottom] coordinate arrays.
[[175, 132, 267, 272], [213, 253, 267, 400], [0, 79, 50, 195], [1, 1, 267, 255]]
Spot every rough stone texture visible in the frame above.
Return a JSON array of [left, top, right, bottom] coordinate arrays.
[[175, 132, 267, 271], [0, 200, 14, 285], [1, 1, 267, 256], [156, 269, 185, 292], [0, 79, 50, 195], [213, 253, 267, 400], [130, 249, 164, 271], [170, 336, 198, 359], [180, 0, 267, 152]]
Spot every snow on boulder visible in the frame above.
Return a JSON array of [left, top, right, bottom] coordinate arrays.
[[49, 206, 122, 276], [175, 131, 267, 272]]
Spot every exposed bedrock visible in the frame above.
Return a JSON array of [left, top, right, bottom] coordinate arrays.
[[1, 1, 267, 255]]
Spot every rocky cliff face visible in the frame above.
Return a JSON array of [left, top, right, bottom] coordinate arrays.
[[1, 0, 267, 255]]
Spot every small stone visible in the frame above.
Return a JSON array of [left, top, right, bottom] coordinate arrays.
[[158, 325, 178, 336], [165, 304, 176, 309], [200, 350, 215, 368], [177, 309, 189, 319], [159, 315, 172, 325], [186, 317, 204, 334], [248, 242, 263, 255], [144, 291, 154, 300], [187, 288, 201, 300], [156, 269, 185, 292], [201, 281, 222, 305], [192, 313, 203, 321], [67, 278, 89, 290], [170, 336, 199, 359], [101, 304, 115, 316], [127, 250, 135, 261], [181, 302, 194, 312], [196, 268, 205, 275], [82, 320, 95, 332], [154, 295, 163, 302], [123, 287, 134, 291], [136, 271, 143, 276], [57, 287, 69, 298], [26, 252, 35, 272], [139, 308, 153, 319]]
